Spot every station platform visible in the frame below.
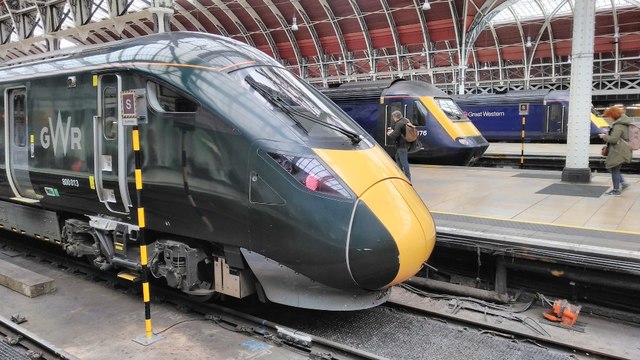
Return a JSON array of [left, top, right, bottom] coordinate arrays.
[[484, 142, 640, 160], [411, 164, 640, 274]]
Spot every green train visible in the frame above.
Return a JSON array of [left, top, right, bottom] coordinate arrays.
[[0, 32, 436, 310]]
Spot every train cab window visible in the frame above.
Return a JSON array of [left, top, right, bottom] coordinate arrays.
[[103, 86, 118, 140], [386, 101, 404, 127], [147, 81, 198, 113], [11, 92, 27, 147], [413, 101, 427, 126], [435, 98, 465, 121]]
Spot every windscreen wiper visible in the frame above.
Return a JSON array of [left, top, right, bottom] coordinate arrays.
[[245, 77, 307, 133], [246, 78, 362, 145], [443, 110, 463, 120]]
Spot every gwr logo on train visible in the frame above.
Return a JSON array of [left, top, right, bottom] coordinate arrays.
[[40, 111, 82, 156]]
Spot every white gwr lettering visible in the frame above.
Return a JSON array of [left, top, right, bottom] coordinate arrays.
[[40, 111, 82, 156]]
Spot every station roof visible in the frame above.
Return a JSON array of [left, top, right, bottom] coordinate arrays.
[[0, 0, 639, 87]]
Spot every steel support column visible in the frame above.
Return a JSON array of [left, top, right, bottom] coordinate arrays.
[[562, 0, 596, 183]]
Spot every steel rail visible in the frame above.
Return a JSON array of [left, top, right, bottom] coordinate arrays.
[[0, 314, 79, 360], [385, 296, 625, 360]]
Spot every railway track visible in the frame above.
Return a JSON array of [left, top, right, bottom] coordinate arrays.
[[1, 233, 632, 359], [386, 286, 624, 360], [0, 235, 383, 360], [0, 313, 78, 360]]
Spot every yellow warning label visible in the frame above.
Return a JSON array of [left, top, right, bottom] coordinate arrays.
[[89, 176, 95, 190], [93, 75, 98, 87]]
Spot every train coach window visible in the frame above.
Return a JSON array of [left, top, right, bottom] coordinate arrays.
[[103, 86, 118, 140], [413, 101, 427, 126], [147, 81, 198, 113], [12, 92, 27, 147]]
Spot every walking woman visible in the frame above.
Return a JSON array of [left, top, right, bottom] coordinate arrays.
[[598, 107, 632, 196]]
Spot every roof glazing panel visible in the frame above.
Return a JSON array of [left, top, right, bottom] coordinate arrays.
[[491, 0, 637, 24]]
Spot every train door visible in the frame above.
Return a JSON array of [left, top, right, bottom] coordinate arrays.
[[546, 102, 566, 134], [4, 88, 39, 202], [412, 100, 429, 148], [93, 74, 132, 214], [383, 100, 406, 147]]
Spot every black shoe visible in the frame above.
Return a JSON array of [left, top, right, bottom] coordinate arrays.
[[604, 189, 621, 196]]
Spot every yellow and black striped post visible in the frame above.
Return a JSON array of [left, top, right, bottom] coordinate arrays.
[[132, 126, 162, 346], [520, 116, 526, 169]]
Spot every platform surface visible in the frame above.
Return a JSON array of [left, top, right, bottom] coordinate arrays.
[[411, 165, 640, 264], [413, 165, 640, 231], [484, 142, 640, 159]]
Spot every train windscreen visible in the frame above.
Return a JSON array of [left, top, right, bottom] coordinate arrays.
[[435, 98, 468, 122], [233, 66, 365, 144]]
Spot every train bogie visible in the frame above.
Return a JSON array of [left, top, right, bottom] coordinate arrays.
[[0, 32, 436, 310]]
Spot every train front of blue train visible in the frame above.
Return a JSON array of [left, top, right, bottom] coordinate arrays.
[[91, 33, 437, 310], [322, 80, 489, 165]]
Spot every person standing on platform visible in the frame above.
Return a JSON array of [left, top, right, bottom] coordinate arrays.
[[387, 110, 412, 181], [599, 106, 632, 196]]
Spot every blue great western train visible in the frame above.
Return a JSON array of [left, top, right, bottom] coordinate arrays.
[[0, 32, 436, 310], [322, 80, 489, 165], [453, 90, 609, 142]]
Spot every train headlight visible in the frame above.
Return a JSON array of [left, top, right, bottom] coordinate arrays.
[[456, 137, 471, 146], [268, 152, 351, 198]]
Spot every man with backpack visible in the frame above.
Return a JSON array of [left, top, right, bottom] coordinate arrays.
[[387, 110, 414, 181], [598, 106, 634, 196]]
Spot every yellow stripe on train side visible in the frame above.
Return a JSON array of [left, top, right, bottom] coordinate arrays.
[[419, 96, 483, 139]]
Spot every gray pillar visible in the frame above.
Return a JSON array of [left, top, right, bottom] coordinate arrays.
[[562, 0, 596, 183], [151, 0, 174, 34]]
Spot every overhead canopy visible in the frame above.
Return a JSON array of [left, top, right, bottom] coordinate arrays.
[[0, 0, 638, 97]]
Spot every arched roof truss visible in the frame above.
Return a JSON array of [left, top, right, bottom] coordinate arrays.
[[290, 0, 325, 80], [234, 0, 279, 59], [0, 0, 639, 97], [208, 0, 255, 48], [262, 0, 303, 73]]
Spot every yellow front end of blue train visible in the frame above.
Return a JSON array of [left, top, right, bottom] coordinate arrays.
[[420, 96, 485, 141]]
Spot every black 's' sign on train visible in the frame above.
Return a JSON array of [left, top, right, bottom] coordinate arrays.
[[0, 32, 436, 310]]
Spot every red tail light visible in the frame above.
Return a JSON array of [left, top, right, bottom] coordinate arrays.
[[268, 152, 351, 198]]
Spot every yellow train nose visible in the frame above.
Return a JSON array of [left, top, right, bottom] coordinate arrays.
[[313, 145, 437, 290], [349, 178, 436, 289]]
